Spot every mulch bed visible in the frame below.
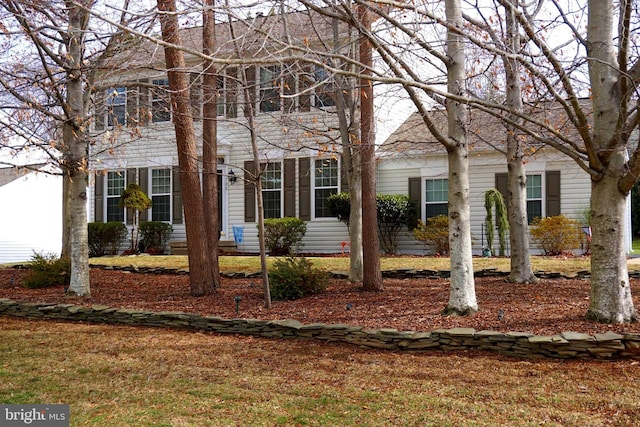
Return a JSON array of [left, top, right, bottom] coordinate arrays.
[[1, 267, 639, 336]]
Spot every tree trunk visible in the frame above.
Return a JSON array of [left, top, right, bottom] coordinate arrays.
[[157, 0, 214, 296], [359, 4, 383, 291], [64, 1, 90, 297], [503, 1, 537, 284], [584, 0, 636, 323], [588, 172, 636, 322], [61, 171, 71, 259], [348, 152, 363, 282], [443, 0, 477, 315], [202, 0, 221, 289]]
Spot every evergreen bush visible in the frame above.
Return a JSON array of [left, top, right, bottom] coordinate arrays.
[[139, 221, 173, 254], [22, 252, 71, 289], [88, 222, 127, 257], [269, 256, 329, 300], [262, 217, 307, 255]]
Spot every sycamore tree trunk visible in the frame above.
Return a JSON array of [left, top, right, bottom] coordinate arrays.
[[443, 0, 477, 315], [158, 0, 214, 296], [503, 1, 537, 284], [65, 1, 90, 297], [585, 0, 636, 323]]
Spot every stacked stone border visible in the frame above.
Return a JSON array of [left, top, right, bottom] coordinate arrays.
[[3, 264, 640, 360]]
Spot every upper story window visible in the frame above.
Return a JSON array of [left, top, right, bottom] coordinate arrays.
[[261, 162, 282, 219], [314, 158, 339, 218], [526, 174, 543, 223], [313, 67, 336, 108], [107, 87, 126, 127], [151, 168, 171, 222], [106, 171, 125, 222], [259, 65, 282, 113], [425, 178, 448, 219], [151, 79, 171, 123], [217, 72, 238, 118]]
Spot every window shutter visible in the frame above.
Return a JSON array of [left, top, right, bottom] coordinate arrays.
[[546, 170, 561, 217], [226, 68, 238, 118], [243, 66, 256, 118], [138, 79, 149, 126], [244, 161, 256, 222], [94, 90, 105, 131], [495, 173, 508, 201], [94, 173, 104, 222], [139, 168, 149, 222], [172, 166, 183, 224], [126, 86, 138, 127], [190, 73, 202, 122], [299, 157, 311, 221], [284, 158, 296, 217], [408, 177, 421, 215], [126, 169, 136, 225]]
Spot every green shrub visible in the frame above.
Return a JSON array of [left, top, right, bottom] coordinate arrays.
[[530, 215, 582, 255], [328, 192, 351, 225], [412, 215, 450, 255], [377, 194, 418, 254], [22, 252, 71, 289], [329, 192, 418, 254], [139, 221, 173, 254], [88, 222, 127, 257], [269, 256, 330, 300], [261, 217, 307, 256]]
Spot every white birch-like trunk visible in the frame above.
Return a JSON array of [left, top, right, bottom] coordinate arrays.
[[348, 152, 363, 282], [444, 0, 477, 315], [586, 0, 636, 322], [589, 172, 636, 322], [504, 2, 536, 284], [65, 1, 90, 296]]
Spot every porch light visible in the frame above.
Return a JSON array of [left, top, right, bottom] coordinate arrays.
[[228, 169, 238, 185]]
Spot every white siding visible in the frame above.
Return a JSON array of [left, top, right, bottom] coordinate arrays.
[[0, 172, 62, 263]]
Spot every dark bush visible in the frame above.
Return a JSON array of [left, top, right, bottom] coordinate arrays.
[[269, 256, 330, 300], [262, 217, 307, 256], [377, 194, 418, 254], [412, 215, 450, 255], [88, 222, 127, 257], [139, 221, 173, 254], [328, 192, 351, 225], [22, 252, 71, 289]]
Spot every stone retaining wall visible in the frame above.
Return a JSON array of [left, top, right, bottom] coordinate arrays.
[[2, 297, 640, 360]]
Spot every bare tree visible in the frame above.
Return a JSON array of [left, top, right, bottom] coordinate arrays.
[[0, 0, 142, 296]]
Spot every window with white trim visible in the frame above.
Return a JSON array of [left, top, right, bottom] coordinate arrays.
[[106, 171, 125, 222], [151, 168, 171, 222], [261, 162, 282, 218], [526, 174, 542, 223], [313, 66, 335, 108], [107, 87, 126, 127], [151, 79, 171, 122], [425, 178, 448, 219], [314, 158, 339, 218], [259, 65, 282, 112]]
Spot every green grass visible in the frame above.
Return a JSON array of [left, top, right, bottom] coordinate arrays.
[[89, 254, 595, 274], [1, 317, 639, 426]]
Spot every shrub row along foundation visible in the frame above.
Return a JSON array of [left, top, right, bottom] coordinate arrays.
[[2, 297, 640, 360]]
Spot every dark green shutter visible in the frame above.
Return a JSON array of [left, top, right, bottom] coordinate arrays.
[[172, 166, 183, 224], [495, 173, 508, 202], [244, 161, 256, 222], [546, 170, 561, 217], [126, 169, 136, 225], [138, 79, 149, 126], [299, 157, 311, 221], [94, 173, 104, 222], [139, 168, 149, 222], [408, 177, 421, 215], [284, 158, 296, 217]]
